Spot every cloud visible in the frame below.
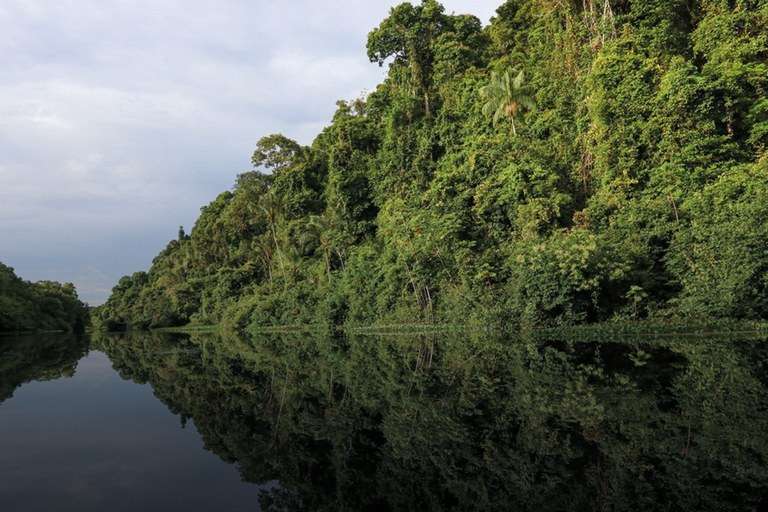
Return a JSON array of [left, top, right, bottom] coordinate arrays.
[[0, 0, 501, 305]]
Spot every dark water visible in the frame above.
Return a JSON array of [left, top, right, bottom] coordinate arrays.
[[1, 328, 768, 511]]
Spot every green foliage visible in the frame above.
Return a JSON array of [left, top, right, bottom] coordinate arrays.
[[668, 162, 768, 317], [506, 229, 630, 325], [480, 67, 535, 134], [0, 263, 89, 333], [99, 1, 768, 330]]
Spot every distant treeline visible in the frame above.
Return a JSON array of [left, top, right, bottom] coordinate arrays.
[[0, 262, 89, 333], [97, 0, 768, 331]]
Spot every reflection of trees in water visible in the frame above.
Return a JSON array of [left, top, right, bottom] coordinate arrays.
[[0, 334, 89, 404], [94, 330, 768, 512]]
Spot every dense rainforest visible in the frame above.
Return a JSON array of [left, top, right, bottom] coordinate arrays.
[[0, 263, 89, 333], [97, 0, 768, 332]]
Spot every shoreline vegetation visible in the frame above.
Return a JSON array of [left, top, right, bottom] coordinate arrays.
[[90, 0, 767, 333], [94, 319, 768, 342], [0, 263, 89, 335], [150, 324, 221, 334]]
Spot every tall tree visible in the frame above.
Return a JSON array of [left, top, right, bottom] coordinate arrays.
[[367, 0, 447, 118]]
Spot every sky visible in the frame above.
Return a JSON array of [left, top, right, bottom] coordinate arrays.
[[0, 0, 501, 305]]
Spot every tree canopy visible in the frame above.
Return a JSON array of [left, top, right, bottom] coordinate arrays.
[[0, 263, 89, 333], [97, 0, 768, 331]]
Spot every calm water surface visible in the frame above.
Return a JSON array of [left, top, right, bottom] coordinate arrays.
[[1, 329, 767, 511], [0, 334, 265, 511]]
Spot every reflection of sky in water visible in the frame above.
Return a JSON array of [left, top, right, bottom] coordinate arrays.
[[0, 351, 265, 512]]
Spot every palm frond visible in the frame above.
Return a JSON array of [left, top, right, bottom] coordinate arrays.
[[513, 70, 525, 90], [480, 66, 536, 134]]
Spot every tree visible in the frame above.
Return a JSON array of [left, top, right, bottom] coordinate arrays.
[[480, 67, 535, 135], [0, 262, 88, 333], [367, 0, 448, 118], [301, 215, 337, 281], [258, 191, 286, 274], [251, 134, 307, 172], [252, 134, 326, 218]]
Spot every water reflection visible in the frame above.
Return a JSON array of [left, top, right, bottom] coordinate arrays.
[[0, 333, 88, 404], [0, 334, 266, 512], [90, 328, 768, 512]]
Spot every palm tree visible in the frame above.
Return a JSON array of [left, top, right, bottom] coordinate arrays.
[[301, 215, 336, 282], [258, 191, 285, 273], [480, 68, 536, 136]]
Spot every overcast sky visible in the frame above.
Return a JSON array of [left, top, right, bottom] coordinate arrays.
[[0, 0, 501, 305]]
